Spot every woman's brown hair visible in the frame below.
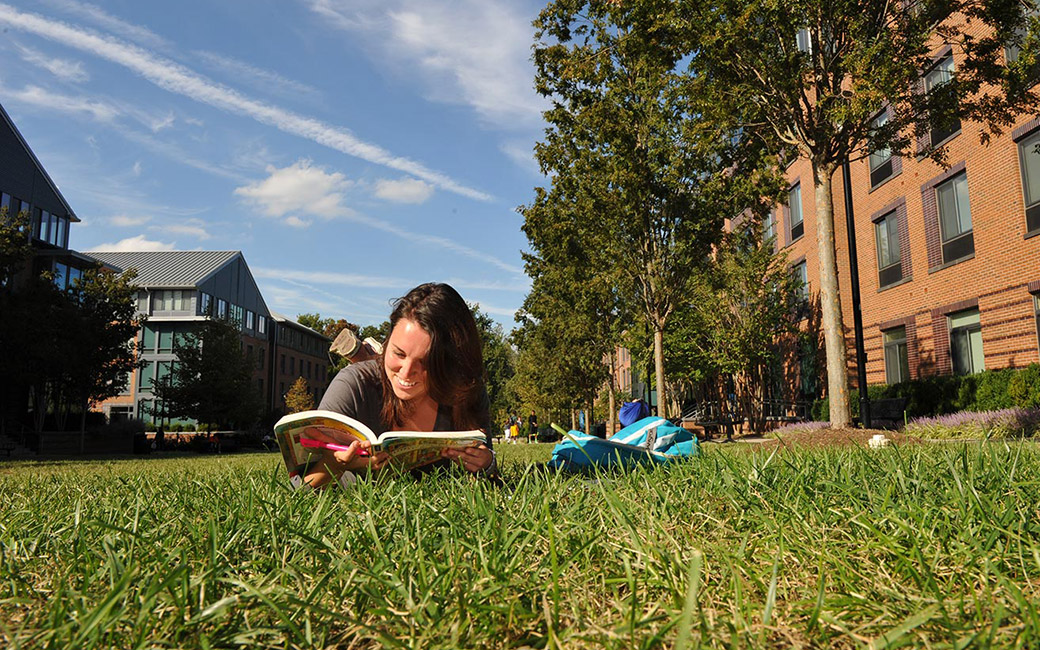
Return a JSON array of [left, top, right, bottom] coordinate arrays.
[[379, 283, 486, 430]]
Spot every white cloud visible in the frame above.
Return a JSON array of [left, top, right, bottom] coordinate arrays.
[[110, 214, 150, 227], [149, 111, 175, 132], [16, 44, 88, 82], [0, 4, 492, 201], [194, 50, 322, 101], [500, 139, 542, 177], [8, 84, 119, 122], [88, 234, 175, 251], [306, 0, 547, 129], [284, 216, 312, 228], [38, 0, 167, 48], [253, 267, 408, 289], [131, 161, 142, 176], [237, 160, 523, 274], [235, 160, 353, 222], [373, 177, 434, 204], [157, 220, 211, 240]]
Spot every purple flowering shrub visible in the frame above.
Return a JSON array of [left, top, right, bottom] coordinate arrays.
[[767, 421, 831, 437], [905, 408, 1040, 439]]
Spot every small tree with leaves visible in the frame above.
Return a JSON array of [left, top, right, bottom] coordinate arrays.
[[284, 377, 315, 414], [154, 318, 262, 431]]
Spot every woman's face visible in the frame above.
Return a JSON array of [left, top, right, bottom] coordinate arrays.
[[384, 317, 432, 403]]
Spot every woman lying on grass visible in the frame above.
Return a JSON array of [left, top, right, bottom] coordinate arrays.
[[304, 283, 497, 487]]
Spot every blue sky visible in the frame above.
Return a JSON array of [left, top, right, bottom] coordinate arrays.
[[0, 0, 548, 329]]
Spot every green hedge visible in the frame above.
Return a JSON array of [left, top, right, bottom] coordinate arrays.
[[811, 363, 1040, 422]]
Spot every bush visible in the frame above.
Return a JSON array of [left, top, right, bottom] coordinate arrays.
[[974, 369, 1016, 411], [811, 364, 1040, 422], [1008, 364, 1040, 408], [906, 408, 1040, 439]]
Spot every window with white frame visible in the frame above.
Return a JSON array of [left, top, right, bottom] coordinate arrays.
[[229, 303, 244, 327], [788, 183, 804, 241], [875, 210, 903, 287], [935, 171, 974, 263], [869, 111, 895, 187], [1034, 293, 1040, 352], [245, 310, 255, 330], [883, 326, 910, 384], [1018, 130, 1040, 234], [1006, 1, 1039, 65], [257, 314, 267, 335], [217, 298, 227, 320], [154, 289, 187, 311], [199, 292, 212, 316], [949, 308, 985, 375], [924, 56, 961, 147]]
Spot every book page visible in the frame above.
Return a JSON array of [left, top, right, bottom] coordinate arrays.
[[273, 412, 374, 488], [380, 437, 483, 471]]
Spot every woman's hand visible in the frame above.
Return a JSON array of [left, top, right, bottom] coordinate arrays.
[[442, 443, 495, 475], [332, 440, 389, 472]]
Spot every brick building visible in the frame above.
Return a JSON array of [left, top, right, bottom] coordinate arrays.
[[88, 251, 332, 424], [776, 63, 1040, 393]]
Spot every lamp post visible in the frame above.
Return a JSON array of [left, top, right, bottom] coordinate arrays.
[[841, 156, 871, 428]]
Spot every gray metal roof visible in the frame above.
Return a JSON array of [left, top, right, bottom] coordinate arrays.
[[86, 250, 240, 288], [270, 311, 332, 340]]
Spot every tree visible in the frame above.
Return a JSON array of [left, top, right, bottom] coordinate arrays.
[[284, 377, 315, 413], [530, 0, 774, 416], [470, 305, 517, 427], [60, 266, 144, 449], [683, 228, 804, 432], [154, 318, 262, 431], [687, 0, 1040, 426]]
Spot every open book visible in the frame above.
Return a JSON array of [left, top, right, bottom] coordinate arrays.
[[273, 409, 486, 488]]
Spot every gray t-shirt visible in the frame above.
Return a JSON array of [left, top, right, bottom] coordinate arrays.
[[318, 360, 493, 473]]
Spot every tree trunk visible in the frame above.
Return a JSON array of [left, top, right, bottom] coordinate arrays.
[[571, 409, 577, 432], [812, 163, 852, 428], [607, 382, 616, 437], [654, 326, 666, 418], [80, 403, 87, 455]]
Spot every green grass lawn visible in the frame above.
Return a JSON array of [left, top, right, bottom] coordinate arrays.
[[2, 442, 1039, 649]]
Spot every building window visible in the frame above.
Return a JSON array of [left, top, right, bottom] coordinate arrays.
[[793, 260, 808, 300], [1018, 130, 1040, 235], [280, 354, 285, 373], [1006, 2, 1039, 65], [924, 56, 960, 148], [154, 290, 187, 311], [245, 310, 255, 330], [258, 347, 265, 370], [883, 326, 910, 384], [869, 111, 895, 187], [791, 260, 809, 319], [229, 304, 244, 327], [875, 211, 903, 287], [796, 27, 812, 54], [949, 308, 985, 375], [257, 315, 267, 335], [788, 183, 804, 242], [138, 361, 155, 390], [935, 172, 974, 264], [141, 325, 157, 353], [199, 292, 212, 316], [67, 267, 82, 293], [290, 357, 296, 376], [217, 299, 227, 320], [1034, 293, 1040, 352]]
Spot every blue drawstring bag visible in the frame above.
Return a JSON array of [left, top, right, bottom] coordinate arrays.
[[547, 416, 698, 471], [618, 400, 650, 427]]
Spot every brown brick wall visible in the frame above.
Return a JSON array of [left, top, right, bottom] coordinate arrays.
[[778, 57, 1040, 389]]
